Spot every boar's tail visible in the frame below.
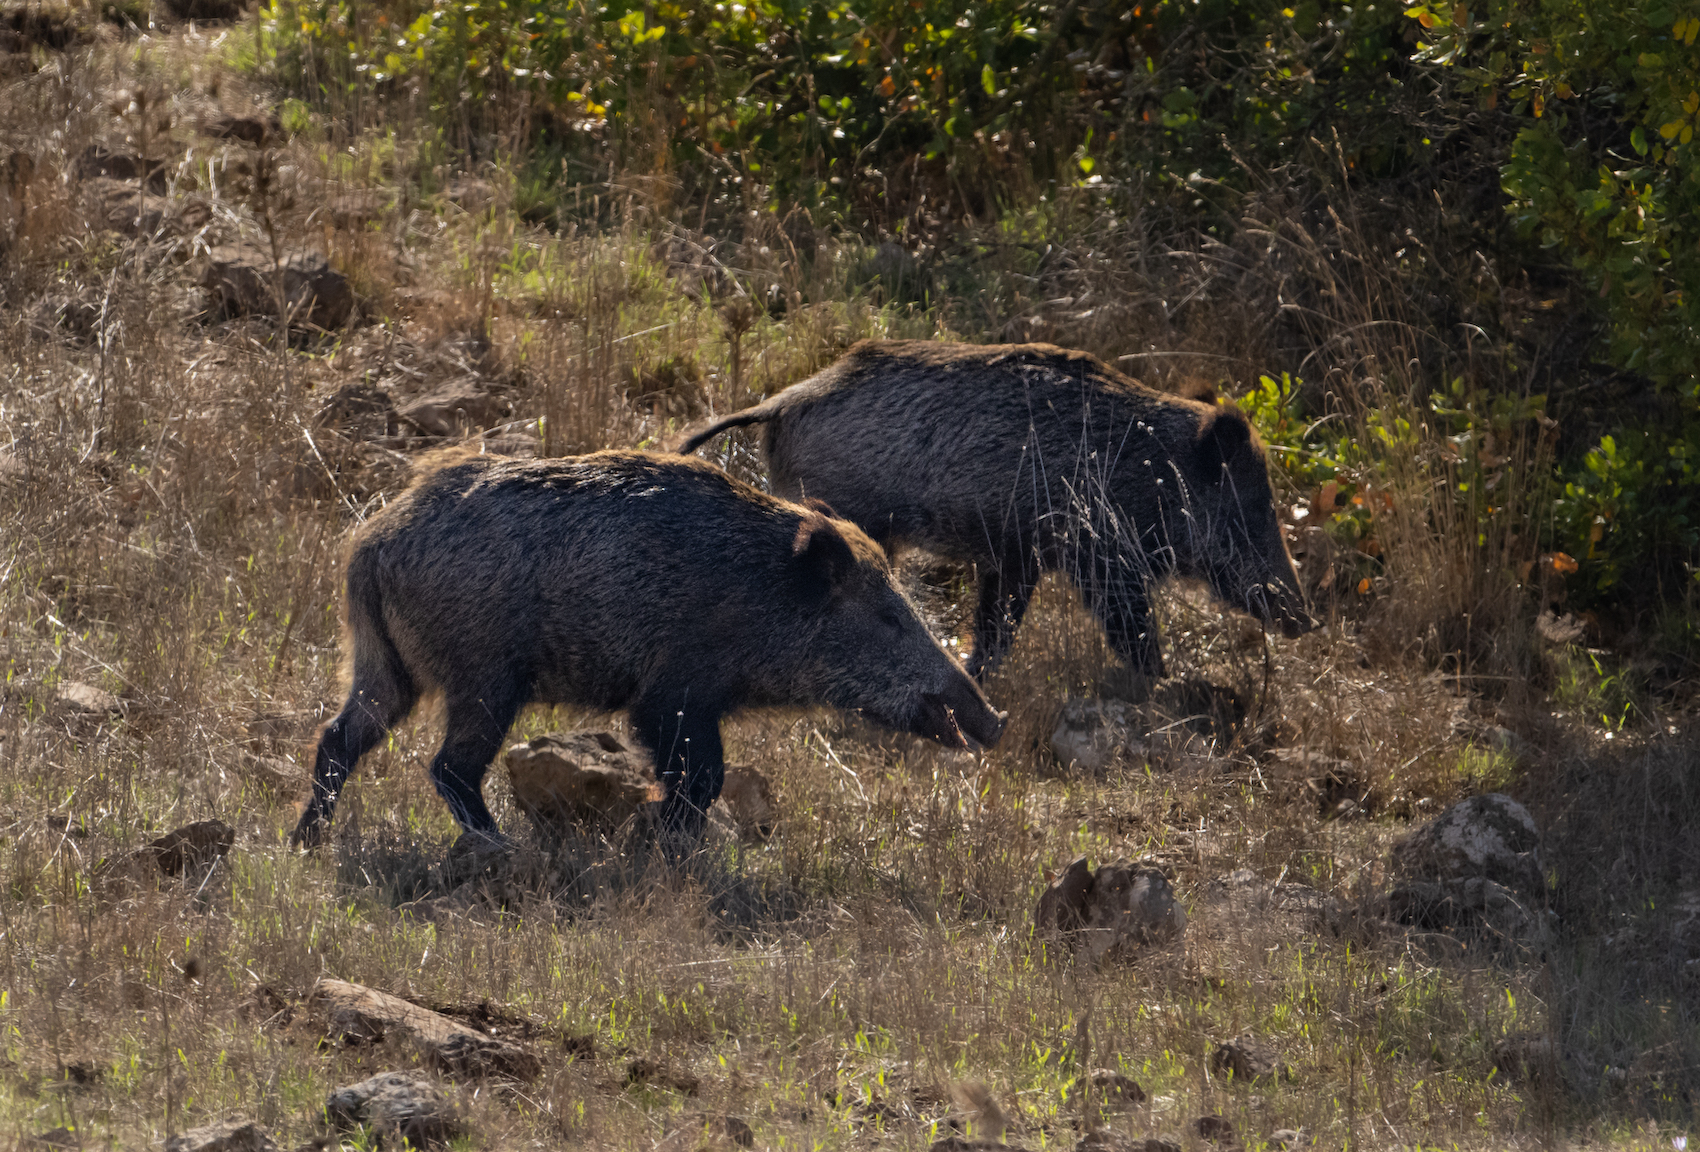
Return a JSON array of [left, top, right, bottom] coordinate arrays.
[[340, 545, 417, 707], [675, 401, 782, 456]]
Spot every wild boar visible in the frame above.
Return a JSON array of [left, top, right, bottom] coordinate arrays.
[[679, 340, 1314, 681], [290, 450, 1004, 848]]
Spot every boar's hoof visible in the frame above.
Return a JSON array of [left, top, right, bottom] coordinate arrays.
[[289, 814, 327, 850]]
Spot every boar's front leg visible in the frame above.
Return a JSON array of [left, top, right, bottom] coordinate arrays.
[[965, 553, 1038, 681], [1081, 573, 1167, 682], [630, 692, 726, 840]]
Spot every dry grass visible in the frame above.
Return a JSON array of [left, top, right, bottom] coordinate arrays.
[[0, 16, 1696, 1152]]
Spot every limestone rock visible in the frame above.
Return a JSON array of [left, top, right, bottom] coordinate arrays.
[[1067, 1068, 1146, 1109], [1050, 698, 1143, 776], [504, 732, 659, 838], [310, 978, 542, 1081], [1392, 793, 1544, 902], [324, 1071, 461, 1147], [164, 1119, 280, 1152], [1389, 793, 1552, 950], [199, 244, 353, 329], [1036, 856, 1186, 961]]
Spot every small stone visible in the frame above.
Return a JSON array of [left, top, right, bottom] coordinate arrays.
[[1050, 697, 1143, 776], [164, 1119, 280, 1152], [1193, 1116, 1235, 1144], [1075, 1135, 1180, 1152], [1210, 1032, 1286, 1083], [1068, 1068, 1146, 1109], [310, 978, 542, 1081], [718, 764, 776, 841], [505, 732, 660, 838], [1269, 1129, 1307, 1149], [324, 1071, 460, 1147], [398, 379, 515, 438], [1035, 858, 1186, 962], [654, 1114, 755, 1152], [202, 113, 282, 146], [626, 1056, 701, 1095], [144, 819, 235, 877], [1036, 856, 1095, 937]]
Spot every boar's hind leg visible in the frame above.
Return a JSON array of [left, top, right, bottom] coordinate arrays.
[[965, 554, 1038, 681], [1081, 576, 1166, 681], [630, 696, 725, 840], [429, 687, 524, 838], [293, 681, 417, 848]]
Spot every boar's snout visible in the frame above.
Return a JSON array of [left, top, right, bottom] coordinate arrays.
[[913, 678, 1007, 751]]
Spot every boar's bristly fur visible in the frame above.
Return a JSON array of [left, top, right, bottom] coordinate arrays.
[[290, 451, 1005, 848], [678, 340, 1315, 683]]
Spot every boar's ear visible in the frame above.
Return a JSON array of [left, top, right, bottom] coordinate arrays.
[[793, 513, 858, 605], [1199, 408, 1253, 482], [801, 496, 843, 520]]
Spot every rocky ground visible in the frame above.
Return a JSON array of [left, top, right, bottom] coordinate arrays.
[[1, 8, 1697, 1151]]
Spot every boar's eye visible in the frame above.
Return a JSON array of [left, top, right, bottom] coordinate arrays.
[[878, 609, 905, 633]]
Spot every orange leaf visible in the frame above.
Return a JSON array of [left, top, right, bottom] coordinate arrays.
[[1551, 552, 1578, 574], [878, 74, 896, 97], [1417, 10, 1435, 26], [1357, 577, 1371, 594], [1318, 480, 1339, 513]]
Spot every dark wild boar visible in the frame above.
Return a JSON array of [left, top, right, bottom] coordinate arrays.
[[290, 450, 1004, 848], [679, 340, 1315, 682]]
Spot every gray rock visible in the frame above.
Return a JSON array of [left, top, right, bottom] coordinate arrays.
[[1388, 794, 1553, 952], [324, 1071, 461, 1147], [164, 1119, 280, 1152], [1269, 1130, 1307, 1149], [1392, 793, 1545, 903], [1210, 1032, 1287, 1083], [1067, 1068, 1146, 1109]]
